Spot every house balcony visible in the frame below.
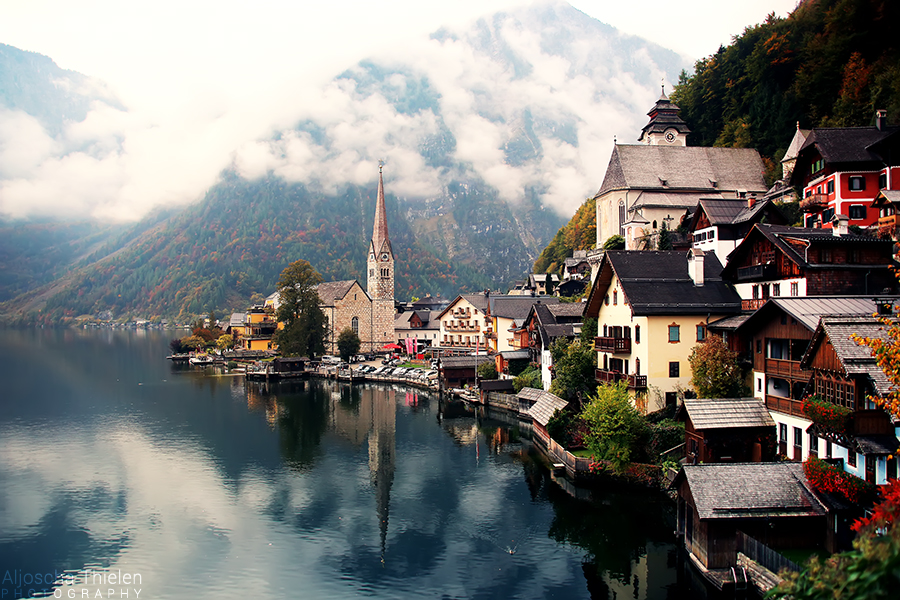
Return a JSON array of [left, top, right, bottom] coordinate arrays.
[[800, 193, 830, 212], [742, 298, 767, 310], [595, 336, 631, 354], [878, 214, 898, 229], [445, 324, 481, 332], [765, 394, 804, 418], [595, 369, 647, 390], [764, 358, 810, 381], [735, 263, 777, 282]]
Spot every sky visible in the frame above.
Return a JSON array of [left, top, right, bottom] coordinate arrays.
[[0, 0, 801, 221]]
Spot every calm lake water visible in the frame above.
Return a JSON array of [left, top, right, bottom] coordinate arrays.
[[0, 328, 696, 599]]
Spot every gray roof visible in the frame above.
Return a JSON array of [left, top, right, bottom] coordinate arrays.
[[489, 296, 559, 320], [802, 316, 893, 396], [740, 297, 887, 333], [679, 462, 828, 520], [707, 313, 751, 331], [630, 191, 721, 211], [680, 398, 775, 430], [548, 303, 586, 318], [315, 280, 360, 305], [441, 356, 492, 369], [798, 126, 898, 166], [523, 389, 569, 427], [855, 435, 900, 455], [597, 145, 767, 197], [500, 350, 531, 360], [229, 312, 247, 326]]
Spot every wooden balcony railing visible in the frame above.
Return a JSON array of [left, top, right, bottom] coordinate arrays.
[[878, 214, 898, 229], [595, 336, 631, 353], [595, 369, 647, 389], [765, 394, 804, 417], [742, 298, 767, 310], [764, 358, 810, 380], [800, 193, 830, 212]]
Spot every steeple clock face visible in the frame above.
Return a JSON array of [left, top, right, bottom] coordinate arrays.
[[665, 131, 676, 143], [381, 253, 389, 261]]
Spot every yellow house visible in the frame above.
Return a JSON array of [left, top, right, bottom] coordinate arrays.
[[584, 249, 742, 413], [434, 293, 491, 354]]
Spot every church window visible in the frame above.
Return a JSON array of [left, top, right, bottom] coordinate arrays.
[[652, 220, 657, 229], [351, 317, 359, 334], [618, 201, 626, 237]]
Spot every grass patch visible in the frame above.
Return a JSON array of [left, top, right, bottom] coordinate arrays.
[[780, 547, 829, 566], [570, 449, 594, 458]]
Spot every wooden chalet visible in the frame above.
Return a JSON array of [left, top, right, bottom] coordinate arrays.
[[675, 463, 830, 573], [799, 316, 900, 485], [871, 189, 900, 240], [688, 197, 787, 265], [721, 223, 896, 311], [524, 388, 569, 439], [439, 355, 492, 388], [676, 398, 776, 464], [733, 297, 891, 460], [516, 302, 584, 390]]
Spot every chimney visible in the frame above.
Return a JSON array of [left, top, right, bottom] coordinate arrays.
[[747, 194, 757, 209], [688, 248, 705, 286], [876, 109, 887, 131], [832, 213, 849, 237]]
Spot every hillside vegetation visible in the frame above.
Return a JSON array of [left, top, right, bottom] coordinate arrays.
[[532, 197, 596, 274]]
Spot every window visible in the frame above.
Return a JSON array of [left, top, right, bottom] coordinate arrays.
[[821, 248, 833, 263], [827, 179, 834, 194], [635, 358, 640, 376], [351, 317, 359, 334], [613, 290, 618, 305], [603, 324, 608, 337], [879, 173, 888, 189], [709, 230, 715, 240], [604, 295, 609, 306], [752, 285, 759, 299], [618, 201, 626, 237], [826, 440, 832, 459], [669, 361, 680, 377], [652, 220, 657, 229], [822, 207, 835, 223], [793, 426, 803, 450], [791, 282, 799, 296], [809, 432, 818, 457], [756, 339, 762, 354], [757, 378, 762, 392], [696, 325, 706, 341], [848, 204, 867, 220], [668, 325, 680, 343], [635, 325, 640, 343], [848, 249, 860, 263], [848, 450, 857, 467], [772, 283, 781, 297], [848, 176, 866, 191]]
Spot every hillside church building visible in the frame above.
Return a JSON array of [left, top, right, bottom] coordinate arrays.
[[317, 164, 396, 354]]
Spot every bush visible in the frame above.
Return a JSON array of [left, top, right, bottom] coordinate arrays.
[[477, 360, 498, 380], [804, 457, 876, 504], [646, 419, 685, 464], [581, 381, 649, 472], [513, 366, 542, 392]]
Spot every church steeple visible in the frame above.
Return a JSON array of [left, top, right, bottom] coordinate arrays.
[[638, 84, 690, 146], [367, 161, 395, 350]]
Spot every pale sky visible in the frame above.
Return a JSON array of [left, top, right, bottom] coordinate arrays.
[[0, 0, 800, 220]]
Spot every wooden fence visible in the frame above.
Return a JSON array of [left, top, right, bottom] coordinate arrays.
[[736, 531, 800, 576], [533, 427, 593, 478], [486, 392, 520, 413]]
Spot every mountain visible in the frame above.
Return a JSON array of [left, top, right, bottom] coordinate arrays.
[[0, 2, 690, 323]]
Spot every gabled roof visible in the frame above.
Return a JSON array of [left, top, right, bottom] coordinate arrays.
[[631, 191, 723, 211], [441, 355, 492, 369], [229, 312, 247, 327], [678, 398, 775, 430], [638, 90, 691, 142], [800, 315, 893, 397], [315, 280, 362, 305], [722, 223, 894, 277], [676, 462, 828, 520], [735, 296, 888, 334], [436, 293, 493, 319], [523, 389, 568, 427], [872, 189, 900, 208], [799, 126, 899, 166], [489, 296, 559, 320], [585, 250, 742, 317], [547, 303, 586, 319], [596, 145, 767, 197], [782, 126, 812, 163]]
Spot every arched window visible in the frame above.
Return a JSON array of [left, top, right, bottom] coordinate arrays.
[[351, 317, 359, 334], [613, 290, 618, 305], [635, 358, 640, 376], [652, 220, 657, 229], [618, 201, 626, 237]]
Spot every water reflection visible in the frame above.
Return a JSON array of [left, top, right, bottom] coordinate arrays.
[[0, 329, 692, 599]]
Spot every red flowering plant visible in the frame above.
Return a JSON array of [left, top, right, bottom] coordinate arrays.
[[802, 395, 853, 434], [852, 478, 900, 534], [804, 456, 877, 504]]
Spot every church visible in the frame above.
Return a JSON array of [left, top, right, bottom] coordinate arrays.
[[594, 88, 768, 250], [317, 163, 396, 354]]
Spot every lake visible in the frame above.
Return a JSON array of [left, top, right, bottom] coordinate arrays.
[[0, 328, 696, 599]]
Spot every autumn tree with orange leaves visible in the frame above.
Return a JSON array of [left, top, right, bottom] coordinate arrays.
[[851, 301, 900, 422]]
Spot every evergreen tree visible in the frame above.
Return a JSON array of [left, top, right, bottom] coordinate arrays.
[[337, 327, 361, 362], [657, 221, 673, 251]]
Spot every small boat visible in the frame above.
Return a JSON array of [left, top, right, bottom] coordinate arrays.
[[189, 354, 215, 366]]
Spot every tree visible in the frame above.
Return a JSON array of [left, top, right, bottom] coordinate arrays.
[[580, 381, 649, 472], [272, 260, 327, 358], [602, 235, 625, 250], [770, 479, 900, 599], [337, 327, 361, 362], [688, 335, 743, 398], [657, 220, 673, 251], [513, 366, 542, 392], [477, 360, 498, 380], [548, 338, 596, 405], [216, 334, 233, 351]]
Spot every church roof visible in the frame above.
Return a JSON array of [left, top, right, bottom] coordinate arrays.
[[638, 90, 691, 142], [316, 280, 362, 306], [596, 145, 767, 197], [371, 164, 392, 255]]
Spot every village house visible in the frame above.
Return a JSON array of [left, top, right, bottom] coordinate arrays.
[[687, 197, 787, 265], [394, 309, 440, 351], [486, 296, 559, 353], [732, 297, 894, 465], [675, 462, 832, 573], [798, 315, 900, 485], [584, 249, 742, 413], [238, 306, 278, 351], [594, 90, 768, 250], [434, 293, 492, 355], [676, 398, 776, 464], [792, 110, 900, 230], [721, 223, 896, 310], [439, 355, 492, 388], [513, 302, 584, 390], [870, 189, 900, 241]]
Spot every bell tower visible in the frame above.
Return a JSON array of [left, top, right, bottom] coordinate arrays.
[[367, 161, 395, 349], [638, 84, 690, 146]]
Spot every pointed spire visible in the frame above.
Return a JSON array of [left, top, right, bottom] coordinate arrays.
[[660, 79, 667, 100], [372, 160, 391, 254]]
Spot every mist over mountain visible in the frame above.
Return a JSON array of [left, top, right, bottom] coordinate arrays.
[[0, 1, 689, 323]]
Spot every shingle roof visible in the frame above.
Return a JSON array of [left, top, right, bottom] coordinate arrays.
[[489, 296, 559, 320], [229, 312, 247, 326], [315, 280, 359, 305], [547, 303, 586, 318], [799, 126, 898, 165], [630, 191, 720, 210], [602, 250, 742, 316], [522, 389, 568, 427], [801, 316, 894, 396], [740, 297, 887, 333], [441, 356, 492, 369], [596, 145, 767, 197], [707, 313, 751, 331], [679, 462, 828, 520], [500, 350, 531, 360], [680, 398, 775, 430]]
